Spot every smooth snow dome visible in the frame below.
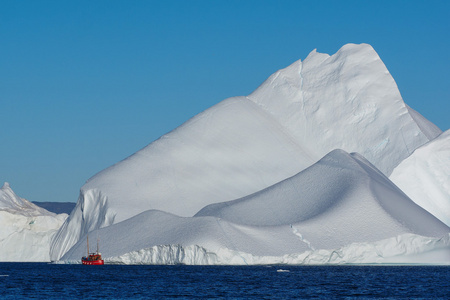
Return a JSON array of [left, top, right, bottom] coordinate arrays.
[[0, 183, 67, 262], [195, 150, 448, 238], [60, 150, 449, 264], [390, 130, 450, 226], [51, 43, 442, 261]]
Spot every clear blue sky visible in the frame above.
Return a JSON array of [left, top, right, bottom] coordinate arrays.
[[1, 0, 449, 203]]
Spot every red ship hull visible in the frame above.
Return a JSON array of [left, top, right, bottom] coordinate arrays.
[[82, 259, 104, 265], [83, 234, 104, 265]]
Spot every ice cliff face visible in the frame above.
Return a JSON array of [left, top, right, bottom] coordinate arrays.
[[51, 43, 445, 262], [0, 183, 67, 261], [390, 130, 450, 226]]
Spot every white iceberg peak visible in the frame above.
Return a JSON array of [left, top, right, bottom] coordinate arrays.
[[0, 183, 68, 262]]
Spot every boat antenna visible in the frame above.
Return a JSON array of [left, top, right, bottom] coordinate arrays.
[[87, 233, 90, 256]]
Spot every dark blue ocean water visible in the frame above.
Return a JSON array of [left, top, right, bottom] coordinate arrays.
[[0, 264, 448, 299]]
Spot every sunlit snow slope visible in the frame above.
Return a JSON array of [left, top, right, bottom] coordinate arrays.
[[390, 130, 450, 226], [51, 43, 442, 261], [60, 150, 450, 265], [0, 183, 67, 261]]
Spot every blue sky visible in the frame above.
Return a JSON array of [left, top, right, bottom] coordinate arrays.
[[1, 0, 449, 203]]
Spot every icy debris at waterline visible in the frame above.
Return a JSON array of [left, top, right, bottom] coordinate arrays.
[[51, 43, 442, 261], [58, 234, 450, 265]]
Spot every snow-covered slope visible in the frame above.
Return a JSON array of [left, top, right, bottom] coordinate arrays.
[[51, 43, 441, 261], [390, 130, 450, 226], [0, 183, 67, 262], [60, 150, 450, 265], [195, 150, 447, 237]]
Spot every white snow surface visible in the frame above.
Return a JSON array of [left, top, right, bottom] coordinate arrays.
[[390, 130, 450, 226], [50, 44, 442, 261], [0, 183, 67, 262], [59, 150, 450, 265]]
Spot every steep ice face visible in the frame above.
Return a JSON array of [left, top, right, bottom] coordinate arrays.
[[248, 43, 440, 175], [390, 130, 450, 226], [51, 43, 441, 260], [59, 150, 449, 264], [50, 189, 115, 261], [0, 183, 67, 262]]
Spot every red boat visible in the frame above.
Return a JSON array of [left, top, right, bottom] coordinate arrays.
[[82, 234, 104, 265], [82, 253, 104, 265]]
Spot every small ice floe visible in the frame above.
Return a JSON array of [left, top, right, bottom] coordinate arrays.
[[277, 269, 290, 273], [0, 275, 9, 277]]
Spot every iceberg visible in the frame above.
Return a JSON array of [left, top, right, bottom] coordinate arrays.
[[59, 150, 449, 265], [0, 183, 67, 262], [51, 43, 443, 262]]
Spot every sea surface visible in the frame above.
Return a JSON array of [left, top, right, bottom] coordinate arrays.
[[0, 263, 449, 299]]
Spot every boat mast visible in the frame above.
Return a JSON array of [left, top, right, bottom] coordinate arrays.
[[87, 234, 90, 256]]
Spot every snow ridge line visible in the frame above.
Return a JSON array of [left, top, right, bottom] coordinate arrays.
[[243, 96, 315, 163]]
